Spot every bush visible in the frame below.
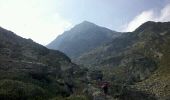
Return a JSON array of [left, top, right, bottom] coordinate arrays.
[[0, 79, 48, 100]]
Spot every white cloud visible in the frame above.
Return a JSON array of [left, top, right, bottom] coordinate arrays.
[[123, 4, 170, 32], [0, 0, 72, 45], [159, 4, 170, 21]]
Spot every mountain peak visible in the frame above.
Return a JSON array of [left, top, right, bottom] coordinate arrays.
[[47, 21, 121, 58], [77, 21, 97, 27], [81, 20, 94, 24]]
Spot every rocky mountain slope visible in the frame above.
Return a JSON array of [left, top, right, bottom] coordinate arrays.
[[75, 21, 170, 99], [0, 27, 87, 100], [47, 21, 122, 59]]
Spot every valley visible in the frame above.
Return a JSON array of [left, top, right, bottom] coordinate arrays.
[[0, 21, 170, 100]]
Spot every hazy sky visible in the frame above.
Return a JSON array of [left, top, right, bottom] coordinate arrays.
[[0, 0, 170, 45]]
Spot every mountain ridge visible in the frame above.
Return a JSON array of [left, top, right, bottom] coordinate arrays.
[[47, 21, 122, 59]]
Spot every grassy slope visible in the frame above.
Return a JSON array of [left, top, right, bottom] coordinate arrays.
[[134, 32, 170, 99]]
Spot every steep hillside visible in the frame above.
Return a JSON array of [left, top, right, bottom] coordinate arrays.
[[133, 26, 170, 99], [0, 27, 87, 100], [47, 21, 122, 59], [75, 21, 170, 99]]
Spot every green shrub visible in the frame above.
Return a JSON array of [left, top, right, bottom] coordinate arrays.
[[0, 79, 48, 100]]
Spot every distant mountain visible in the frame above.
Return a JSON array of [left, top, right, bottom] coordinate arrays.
[[47, 21, 122, 59], [0, 27, 87, 100], [75, 21, 170, 99]]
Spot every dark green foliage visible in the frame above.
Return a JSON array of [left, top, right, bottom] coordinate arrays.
[[0, 26, 85, 100], [0, 79, 47, 100], [109, 83, 157, 100], [118, 89, 157, 100], [88, 70, 103, 81]]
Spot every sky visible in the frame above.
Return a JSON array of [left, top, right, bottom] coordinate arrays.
[[0, 0, 170, 45]]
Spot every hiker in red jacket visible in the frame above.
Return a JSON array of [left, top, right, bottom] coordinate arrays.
[[101, 82, 109, 95]]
